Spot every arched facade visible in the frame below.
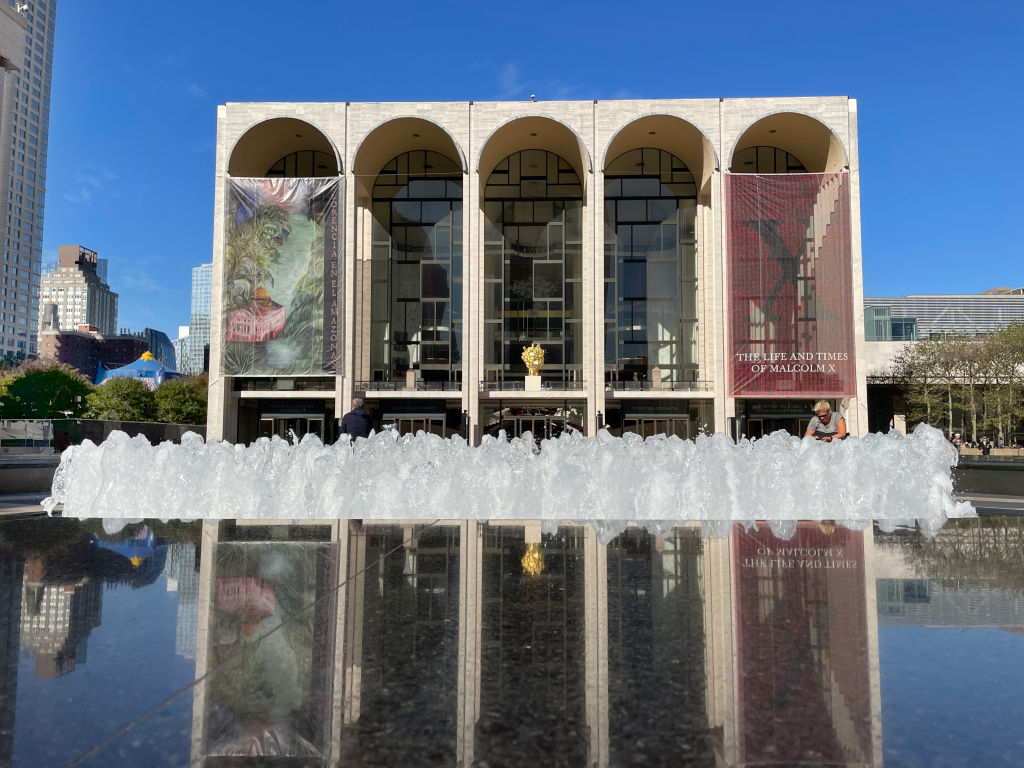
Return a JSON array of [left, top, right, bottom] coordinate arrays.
[[729, 111, 847, 173], [208, 98, 866, 446], [228, 116, 341, 177]]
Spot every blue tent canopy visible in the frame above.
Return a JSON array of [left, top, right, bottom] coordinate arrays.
[[95, 352, 183, 388]]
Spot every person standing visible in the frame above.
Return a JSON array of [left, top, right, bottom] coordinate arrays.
[[341, 397, 372, 441], [805, 401, 847, 442]]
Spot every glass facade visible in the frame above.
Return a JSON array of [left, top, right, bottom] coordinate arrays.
[[484, 150, 583, 385], [864, 296, 1024, 339], [266, 149, 337, 177], [732, 146, 807, 173], [371, 151, 463, 384], [604, 148, 699, 387], [188, 263, 212, 375]]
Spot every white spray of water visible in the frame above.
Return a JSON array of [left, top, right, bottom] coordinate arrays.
[[43, 423, 973, 543]]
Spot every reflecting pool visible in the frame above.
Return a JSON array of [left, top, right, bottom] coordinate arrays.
[[1, 515, 1023, 766]]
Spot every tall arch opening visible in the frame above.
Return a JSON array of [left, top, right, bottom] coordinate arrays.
[[369, 150, 463, 385], [725, 112, 856, 417], [604, 147, 699, 388], [729, 112, 846, 173], [483, 149, 584, 386], [228, 117, 340, 177], [222, 118, 342, 445]]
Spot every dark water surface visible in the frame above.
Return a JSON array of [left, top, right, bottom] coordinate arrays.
[[1, 516, 1022, 767]]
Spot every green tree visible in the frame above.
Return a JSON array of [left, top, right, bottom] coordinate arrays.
[[0, 359, 92, 419], [86, 377, 157, 421], [982, 323, 1024, 444], [154, 375, 208, 425], [894, 339, 947, 430]]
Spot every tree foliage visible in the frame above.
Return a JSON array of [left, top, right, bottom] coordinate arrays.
[[0, 359, 93, 419], [86, 377, 157, 421], [896, 323, 1024, 443], [154, 375, 208, 425]]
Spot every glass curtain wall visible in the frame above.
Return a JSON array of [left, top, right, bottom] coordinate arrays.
[[731, 146, 807, 174], [604, 148, 698, 387], [484, 150, 583, 385], [371, 151, 463, 384], [266, 150, 338, 177]]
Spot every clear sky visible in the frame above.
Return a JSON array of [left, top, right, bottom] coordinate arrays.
[[40, 0, 1023, 339]]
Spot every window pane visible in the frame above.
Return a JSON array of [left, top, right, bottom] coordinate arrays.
[[422, 263, 450, 299]]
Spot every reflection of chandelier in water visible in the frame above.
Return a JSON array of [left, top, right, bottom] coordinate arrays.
[[521, 542, 544, 576]]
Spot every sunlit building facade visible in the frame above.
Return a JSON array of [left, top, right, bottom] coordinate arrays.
[[208, 98, 867, 445], [1, 0, 56, 359], [190, 518, 883, 767], [187, 262, 212, 375]]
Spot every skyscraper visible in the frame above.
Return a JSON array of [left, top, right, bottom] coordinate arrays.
[[188, 262, 211, 374], [38, 244, 117, 335], [171, 324, 189, 374], [1, 0, 55, 359]]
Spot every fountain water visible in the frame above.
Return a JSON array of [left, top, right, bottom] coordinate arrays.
[[43, 423, 973, 541]]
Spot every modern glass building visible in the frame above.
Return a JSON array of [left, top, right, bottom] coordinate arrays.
[[187, 262, 211, 374], [2, 0, 55, 359], [864, 292, 1024, 340], [208, 98, 867, 444]]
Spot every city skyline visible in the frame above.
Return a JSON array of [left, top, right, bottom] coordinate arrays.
[[36, 0, 1024, 340]]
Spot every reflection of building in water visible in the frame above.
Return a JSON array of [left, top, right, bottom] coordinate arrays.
[[607, 527, 711, 762], [19, 556, 102, 678], [475, 524, 589, 766], [190, 520, 881, 767], [876, 519, 1024, 632], [731, 523, 877, 767], [166, 541, 200, 660], [339, 524, 461, 765], [878, 580, 1024, 629], [0, 555, 25, 767]]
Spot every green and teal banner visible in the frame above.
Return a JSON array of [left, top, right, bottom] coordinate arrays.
[[221, 177, 340, 376]]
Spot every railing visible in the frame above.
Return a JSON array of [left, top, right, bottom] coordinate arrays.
[[605, 379, 715, 392], [481, 380, 587, 392], [233, 378, 336, 392], [356, 380, 462, 392]]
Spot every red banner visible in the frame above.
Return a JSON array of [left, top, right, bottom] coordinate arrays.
[[726, 173, 855, 397], [732, 523, 872, 765]]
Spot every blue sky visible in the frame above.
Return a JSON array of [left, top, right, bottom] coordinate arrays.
[[40, 0, 1024, 339]]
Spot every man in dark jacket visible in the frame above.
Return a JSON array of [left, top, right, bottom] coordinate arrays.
[[341, 397, 372, 441]]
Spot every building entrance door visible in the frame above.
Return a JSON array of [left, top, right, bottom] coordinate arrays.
[[258, 417, 324, 440], [386, 417, 446, 437], [622, 418, 689, 439], [509, 415, 566, 440]]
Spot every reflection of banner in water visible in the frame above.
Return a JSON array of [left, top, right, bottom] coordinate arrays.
[[726, 173, 855, 397], [732, 523, 872, 765], [221, 177, 341, 376]]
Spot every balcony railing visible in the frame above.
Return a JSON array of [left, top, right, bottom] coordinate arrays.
[[233, 378, 336, 392], [605, 379, 715, 392], [356, 380, 462, 392], [481, 380, 586, 392]]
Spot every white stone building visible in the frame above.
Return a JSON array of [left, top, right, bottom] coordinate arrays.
[[208, 98, 867, 445], [38, 244, 117, 336]]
